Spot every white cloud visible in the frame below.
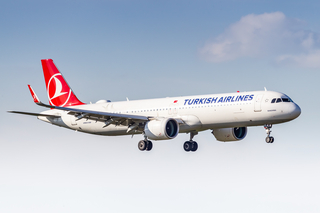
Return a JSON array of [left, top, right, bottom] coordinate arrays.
[[277, 50, 320, 69], [200, 12, 320, 68]]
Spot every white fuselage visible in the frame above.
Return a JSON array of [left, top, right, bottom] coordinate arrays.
[[38, 90, 301, 136]]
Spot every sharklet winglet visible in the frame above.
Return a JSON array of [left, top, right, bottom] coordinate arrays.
[[28, 85, 40, 103], [28, 85, 52, 108]]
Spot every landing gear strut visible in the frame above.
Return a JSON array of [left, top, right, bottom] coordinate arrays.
[[264, 124, 274, 143], [184, 131, 198, 152], [138, 135, 153, 151]]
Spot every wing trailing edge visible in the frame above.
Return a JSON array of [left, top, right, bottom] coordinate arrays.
[[7, 111, 60, 118]]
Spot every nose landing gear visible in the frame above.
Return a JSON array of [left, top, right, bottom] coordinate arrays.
[[264, 124, 274, 143]]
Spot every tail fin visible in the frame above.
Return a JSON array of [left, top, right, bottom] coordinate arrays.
[[41, 59, 84, 107]]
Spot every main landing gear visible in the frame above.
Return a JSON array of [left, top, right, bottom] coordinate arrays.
[[138, 135, 153, 151], [184, 131, 198, 152], [264, 124, 274, 143]]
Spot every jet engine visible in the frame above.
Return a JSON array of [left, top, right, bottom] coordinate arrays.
[[144, 118, 179, 140], [212, 127, 247, 142]]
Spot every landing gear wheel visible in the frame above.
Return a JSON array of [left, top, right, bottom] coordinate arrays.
[[266, 137, 270, 143], [138, 140, 147, 151], [270, 137, 274, 143], [266, 136, 275, 143], [183, 141, 192, 152], [184, 141, 198, 152], [191, 142, 198, 152], [146, 140, 153, 151], [184, 131, 199, 152]]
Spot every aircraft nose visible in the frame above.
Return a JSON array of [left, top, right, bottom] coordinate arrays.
[[292, 103, 301, 119]]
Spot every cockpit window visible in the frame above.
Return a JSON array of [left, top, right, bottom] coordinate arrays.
[[271, 97, 294, 103], [282, 98, 291, 102]]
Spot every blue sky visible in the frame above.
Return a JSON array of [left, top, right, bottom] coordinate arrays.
[[1, 0, 320, 212]]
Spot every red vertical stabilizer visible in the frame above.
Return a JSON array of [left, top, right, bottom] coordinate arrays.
[[41, 59, 84, 107]]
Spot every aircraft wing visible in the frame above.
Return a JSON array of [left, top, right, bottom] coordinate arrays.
[[9, 85, 185, 133], [25, 84, 150, 129], [8, 111, 60, 118], [36, 101, 150, 122]]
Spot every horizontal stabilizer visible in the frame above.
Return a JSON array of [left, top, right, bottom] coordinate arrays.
[[8, 111, 60, 118]]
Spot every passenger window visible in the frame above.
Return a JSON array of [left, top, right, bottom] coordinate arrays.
[[271, 98, 276, 103], [276, 98, 282, 103]]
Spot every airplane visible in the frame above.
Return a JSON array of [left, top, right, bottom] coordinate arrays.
[[8, 59, 301, 152]]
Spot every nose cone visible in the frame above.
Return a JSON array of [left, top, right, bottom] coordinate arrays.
[[291, 103, 301, 119]]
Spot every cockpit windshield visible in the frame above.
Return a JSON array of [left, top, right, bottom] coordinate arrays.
[[271, 97, 293, 103], [282, 98, 290, 102]]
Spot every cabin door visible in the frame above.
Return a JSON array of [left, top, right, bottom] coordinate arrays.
[[254, 94, 264, 112]]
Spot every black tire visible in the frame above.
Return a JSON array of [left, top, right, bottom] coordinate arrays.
[[270, 137, 274, 143], [138, 140, 147, 151], [146, 140, 153, 151], [191, 142, 198, 152], [265, 137, 270, 143], [183, 141, 192, 152]]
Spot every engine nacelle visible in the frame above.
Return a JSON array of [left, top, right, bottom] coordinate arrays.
[[144, 118, 179, 140], [212, 127, 247, 142]]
